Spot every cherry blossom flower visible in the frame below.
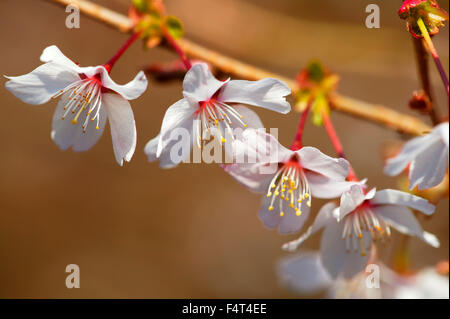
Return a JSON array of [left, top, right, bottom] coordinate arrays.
[[384, 122, 449, 190], [283, 183, 439, 278], [4, 45, 148, 165], [222, 129, 358, 234], [278, 251, 382, 298], [391, 267, 449, 299], [278, 251, 335, 296], [144, 63, 291, 168], [278, 252, 449, 299]]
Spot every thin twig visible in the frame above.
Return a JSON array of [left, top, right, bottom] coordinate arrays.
[[47, 0, 432, 136]]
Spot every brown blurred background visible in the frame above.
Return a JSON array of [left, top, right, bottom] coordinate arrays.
[[0, 0, 448, 298]]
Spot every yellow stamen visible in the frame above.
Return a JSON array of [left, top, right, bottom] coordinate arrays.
[[360, 237, 366, 257], [72, 100, 88, 125]]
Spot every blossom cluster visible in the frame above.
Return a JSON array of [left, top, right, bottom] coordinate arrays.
[[3, 0, 449, 299]]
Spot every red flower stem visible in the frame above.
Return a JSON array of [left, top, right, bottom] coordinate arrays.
[[322, 111, 358, 182], [412, 37, 440, 124], [290, 102, 312, 151], [163, 27, 192, 70], [431, 52, 449, 98], [417, 18, 449, 98], [104, 31, 141, 72]]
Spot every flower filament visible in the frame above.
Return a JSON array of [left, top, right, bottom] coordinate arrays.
[[52, 77, 103, 133], [195, 99, 247, 148], [266, 160, 311, 217], [341, 204, 391, 256]]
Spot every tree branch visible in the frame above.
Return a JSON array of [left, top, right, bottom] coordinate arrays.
[[47, 0, 432, 136]]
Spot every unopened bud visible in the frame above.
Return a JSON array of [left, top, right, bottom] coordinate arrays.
[[398, 0, 449, 38], [409, 90, 432, 113]]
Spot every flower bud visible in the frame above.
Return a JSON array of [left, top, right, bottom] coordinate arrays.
[[398, 0, 449, 38], [409, 90, 432, 113]]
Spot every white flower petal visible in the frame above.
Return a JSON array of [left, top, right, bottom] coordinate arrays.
[[144, 134, 159, 158], [156, 98, 196, 157], [422, 232, 441, 248], [277, 252, 333, 295], [241, 129, 293, 163], [100, 68, 148, 100], [40, 45, 80, 70], [383, 156, 411, 178], [182, 63, 227, 102], [72, 118, 108, 152], [51, 91, 107, 151], [297, 147, 350, 180], [394, 268, 449, 299], [217, 78, 291, 114], [222, 162, 275, 193], [222, 129, 293, 193], [282, 202, 337, 252], [384, 133, 438, 177], [409, 140, 448, 190], [278, 203, 310, 235], [144, 134, 184, 169], [221, 118, 283, 193], [145, 117, 194, 169], [435, 122, 449, 148], [320, 221, 371, 279], [258, 195, 310, 235], [40, 53, 147, 101], [39, 47, 104, 82], [371, 189, 435, 215], [102, 93, 136, 166], [364, 187, 377, 200], [232, 105, 264, 129], [5, 63, 80, 105], [374, 205, 439, 248], [306, 172, 361, 199], [339, 184, 366, 220]]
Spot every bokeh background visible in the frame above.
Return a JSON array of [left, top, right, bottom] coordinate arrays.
[[0, 0, 448, 298]]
